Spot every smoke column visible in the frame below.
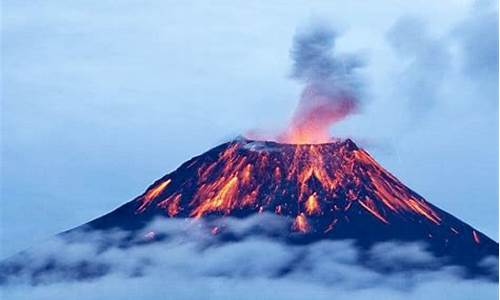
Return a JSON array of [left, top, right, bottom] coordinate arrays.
[[280, 24, 364, 144]]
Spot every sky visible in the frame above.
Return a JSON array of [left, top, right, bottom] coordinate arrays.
[[1, 0, 498, 258]]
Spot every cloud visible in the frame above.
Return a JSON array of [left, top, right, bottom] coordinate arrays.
[[386, 16, 451, 118], [1, 215, 497, 300], [368, 241, 436, 268], [386, 1, 498, 120], [453, 0, 498, 105]]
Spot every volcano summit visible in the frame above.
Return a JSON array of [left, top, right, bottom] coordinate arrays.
[[1, 138, 498, 284]]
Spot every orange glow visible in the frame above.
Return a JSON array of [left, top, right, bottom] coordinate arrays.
[[278, 88, 356, 144], [355, 150, 441, 225], [158, 194, 182, 217], [191, 176, 239, 218], [305, 193, 320, 215], [241, 164, 253, 184], [359, 197, 389, 224], [324, 219, 338, 233], [138, 179, 171, 212], [293, 213, 310, 233], [135, 139, 443, 233]]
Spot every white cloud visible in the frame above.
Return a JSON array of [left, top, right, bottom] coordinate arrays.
[[1, 215, 497, 300]]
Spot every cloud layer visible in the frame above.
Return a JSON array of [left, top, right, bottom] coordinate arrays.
[[1, 215, 497, 300]]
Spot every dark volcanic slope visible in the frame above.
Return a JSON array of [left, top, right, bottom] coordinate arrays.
[[86, 138, 497, 275]]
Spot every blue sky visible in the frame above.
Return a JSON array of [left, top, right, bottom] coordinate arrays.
[[1, 0, 498, 257]]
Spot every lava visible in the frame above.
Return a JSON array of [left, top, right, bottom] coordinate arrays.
[[137, 139, 445, 234], [159, 194, 181, 217], [191, 176, 239, 218], [138, 179, 171, 212], [305, 193, 321, 215], [324, 219, 338, 233], [51, 137, 495, 282], [293, 213, 310, 233], [359, 196, 389, 224]]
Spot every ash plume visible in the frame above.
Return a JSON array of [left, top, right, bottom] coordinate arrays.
[[280, 24, 365, 144]]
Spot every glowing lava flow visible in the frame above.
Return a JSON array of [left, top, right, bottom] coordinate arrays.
[[305, 193, 321, 215], [136, 139, 445, 234], [137, 179, 171, 212], [293, 213, 311, 233]]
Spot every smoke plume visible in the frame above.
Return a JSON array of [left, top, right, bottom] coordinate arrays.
[[280, 24, 364, 144]]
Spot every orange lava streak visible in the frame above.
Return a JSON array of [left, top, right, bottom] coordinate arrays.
[[324, 219, 338, 233], [355, 149, 441, 224], [305, 193, 321, 215], [472, 230, 481, 244], [157, 194, 181, 217], [369, 177, 399, 212], [359, 197, 389, 224], [406, 198, 441, 225], [198, 163, 217, 179], [138, 179, 171, 212], [293, 213, 310, 233], [191, 176, 239, 218], [240, 163, 253, 185], [242, 188, 259, 206], [288, 145, 339, 200]]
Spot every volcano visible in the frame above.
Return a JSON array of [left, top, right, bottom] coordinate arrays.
[[85, 139, 497, 273], [1, 138, 498, 283]]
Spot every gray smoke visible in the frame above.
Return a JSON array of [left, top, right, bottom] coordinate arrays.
[[291, 24, 363, 91], [280, 24, 365, 143]]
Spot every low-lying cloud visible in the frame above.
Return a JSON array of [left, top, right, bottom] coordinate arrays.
[[0, 214, 497, 300]]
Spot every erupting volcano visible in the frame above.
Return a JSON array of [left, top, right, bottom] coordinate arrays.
[[134, 139, 441, 225], [78, 137, 498, 278], [2, 137, 498, 285], [1, 26, 497, 285]]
